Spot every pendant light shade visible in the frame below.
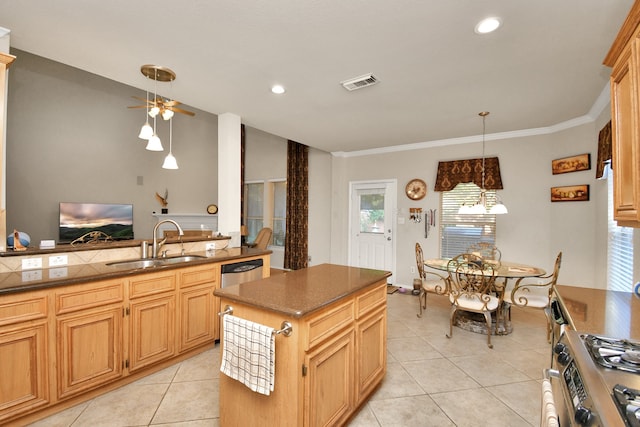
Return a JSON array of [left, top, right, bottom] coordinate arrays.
[[162, 118, 179, 169], [458, 112, 508, 215], [146, 133, 163, 151], [138, 121, 153, 140]]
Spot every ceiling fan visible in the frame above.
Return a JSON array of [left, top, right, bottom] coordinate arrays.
[[128, 64, 195, 120]]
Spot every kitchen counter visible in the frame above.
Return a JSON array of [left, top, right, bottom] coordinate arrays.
[[555, 285, 640, 340], [214, 263, 391, 317], [0, 247, 271, 295]]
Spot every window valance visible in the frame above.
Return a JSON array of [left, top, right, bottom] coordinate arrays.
[[434, 157, 503, 192]]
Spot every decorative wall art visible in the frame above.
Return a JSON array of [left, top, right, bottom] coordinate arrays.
[[551, 185, 590, 202], [551, 153, 591, 175]]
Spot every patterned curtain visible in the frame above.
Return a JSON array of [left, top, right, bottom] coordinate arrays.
[[284, 140, 309, 270], [434, 157, 503, 191], [596, 121, 612, 179], [240, 124, 246, 226]]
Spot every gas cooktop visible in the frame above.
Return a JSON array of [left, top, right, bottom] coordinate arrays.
[[584, 334, 640, 374]]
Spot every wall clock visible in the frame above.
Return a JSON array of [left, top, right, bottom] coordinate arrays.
[[206, 204, 218, 214], [405, 179, 427, 200]]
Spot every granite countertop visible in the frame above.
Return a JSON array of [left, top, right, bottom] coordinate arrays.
[[555, 285, 640, 341], [214, 263, 391, 318], [0, 247, 271, 295]]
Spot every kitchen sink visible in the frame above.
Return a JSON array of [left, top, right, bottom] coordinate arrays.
[[106, 255, 207, 269], [159, 255, 207, 264]]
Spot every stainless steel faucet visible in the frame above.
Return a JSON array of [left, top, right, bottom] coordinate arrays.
[[152, 219, 184, 258]]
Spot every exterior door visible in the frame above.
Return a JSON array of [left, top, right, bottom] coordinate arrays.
[[349, 181, 396, 282]]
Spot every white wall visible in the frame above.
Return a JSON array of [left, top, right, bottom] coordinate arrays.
[[331, 119, 617, 290]]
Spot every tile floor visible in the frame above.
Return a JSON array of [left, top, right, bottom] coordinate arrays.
[[28, 291, 550, 427]]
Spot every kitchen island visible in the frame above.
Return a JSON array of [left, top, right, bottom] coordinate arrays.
[[214, 263, 391, 427]]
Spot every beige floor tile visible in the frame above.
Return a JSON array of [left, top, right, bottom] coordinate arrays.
[[369, 362, 425, 400], [348, 404, 381, 426], [368, 395, 456, 426], [72, 382, 170, 427], [151, 420, 220, 426], [449, 353, 530, 387], [402, 358, 481, 394], [486, 380, 542, 427], [431, 388, 531, 427], [387, 336, 443, 362], [173, 348, 220, 382], [27, 401, 89, 427], [151, 379, 219, 424]]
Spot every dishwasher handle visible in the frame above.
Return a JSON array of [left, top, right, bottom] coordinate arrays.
[[221, 259, 264, 274]]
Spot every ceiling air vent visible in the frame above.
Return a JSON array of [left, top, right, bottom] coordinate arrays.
[[340, 73, 379, 91]]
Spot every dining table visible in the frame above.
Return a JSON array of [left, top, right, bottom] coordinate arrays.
[[424, 258, 546, 335]]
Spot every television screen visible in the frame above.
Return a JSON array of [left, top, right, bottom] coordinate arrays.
[[59, 202, 134, 243]]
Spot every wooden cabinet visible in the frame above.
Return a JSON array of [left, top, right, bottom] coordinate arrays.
[[128, 271, 176, 372], [605, 2, 640, 227], [218, 278, 387, 427], [55, 279, 125, 400], [178, 264, 218, 351], [0, 292, 50, 423]]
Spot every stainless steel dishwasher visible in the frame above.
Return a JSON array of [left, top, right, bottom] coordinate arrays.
[[220, 259, 264, 287]]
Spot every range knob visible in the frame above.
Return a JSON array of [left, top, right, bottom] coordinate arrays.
[[554, 342, 567, 354], [574, 405, 593, 425], [557, 350, 571, 366]]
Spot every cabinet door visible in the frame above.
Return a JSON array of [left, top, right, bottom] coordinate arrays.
[[57, 307, 123, 400], [356, 305, 386, 405], [178, 285, 215, 352], [129, 294, 175, 372], [304, 328, 354, 427], [611, 41, 640, 226], [0, 322, 50, 422]]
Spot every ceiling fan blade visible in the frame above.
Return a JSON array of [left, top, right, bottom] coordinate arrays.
[[163, 100, 181, 107], [168, 106, 195, 116], [131, 95, 154, 103], [127, 105, 148, 109]]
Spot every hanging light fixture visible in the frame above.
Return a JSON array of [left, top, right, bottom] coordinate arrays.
[[162, 117, 179, 169], [129, 65, 195, 166], [458, 111, 508, 215]]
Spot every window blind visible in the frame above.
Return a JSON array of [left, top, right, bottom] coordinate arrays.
[[607, 174, 634, 291], [440, 183, 497, 259]]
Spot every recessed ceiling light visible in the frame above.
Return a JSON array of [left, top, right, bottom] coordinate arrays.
[[475, 17, 501, 34], [271, 85, 285, 94]]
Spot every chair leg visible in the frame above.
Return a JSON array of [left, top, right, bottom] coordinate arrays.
[[484, 312, 494, 349], [543, 307, 552, 343], [417, 289, 427, 318], [446, 306, 456, 339]]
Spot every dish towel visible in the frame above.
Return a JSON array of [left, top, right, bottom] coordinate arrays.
[[220, 314, 276, 396]]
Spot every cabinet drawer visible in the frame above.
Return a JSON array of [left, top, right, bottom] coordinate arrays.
[[56, 280, 124, 315], [0, 293, 48, 327], [129, 271, 176, 299], [180, 264, 218, 288], [356, 282, 386, 319], [305, 300, 354, 350]]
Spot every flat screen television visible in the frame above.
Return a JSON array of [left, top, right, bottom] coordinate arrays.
[[59, 202, 134, 243]]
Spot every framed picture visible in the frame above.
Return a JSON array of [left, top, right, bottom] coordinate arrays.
[[551, 153, 591, 175], [551, 185, 590, 202]]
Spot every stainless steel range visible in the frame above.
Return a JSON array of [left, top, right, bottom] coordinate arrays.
[[551, 329, 640, 426]]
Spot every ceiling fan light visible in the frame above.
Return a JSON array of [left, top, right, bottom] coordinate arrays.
[[138, 121, 153, 140], [148, 106, 160, 118], [162, 109, 174, 120], [162, 152, 179, 169], [475, 17, 501, 34], [146, 134, 163, 151]]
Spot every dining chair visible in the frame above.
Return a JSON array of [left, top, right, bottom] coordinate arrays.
[[502, 252, 562, 343], [466, 241, 502, 261], [246, 227, 273, 250], [445, 254, 500, 348], [415, 243, 449, 318]]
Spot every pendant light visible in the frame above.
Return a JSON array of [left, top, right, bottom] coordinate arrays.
[[162, 117, 179, 169], [458, 111, 508, 215], [138, 78, 153, 140], [145, 70, 163, 151]]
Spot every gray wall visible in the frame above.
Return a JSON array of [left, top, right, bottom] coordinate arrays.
[[7, 49, 218, 242]]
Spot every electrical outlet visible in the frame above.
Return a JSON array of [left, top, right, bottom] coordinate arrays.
[[22, 257, 42, 270], [205, 242, 216, 251], [49, 267, 68, 279], [22, 269, 42, 282], [410, 266, 416, 274], [49, 255, 68, 267]]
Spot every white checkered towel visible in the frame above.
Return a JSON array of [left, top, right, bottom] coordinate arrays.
[[220, 314, 275, 396]]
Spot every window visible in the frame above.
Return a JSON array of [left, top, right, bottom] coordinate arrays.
[[440, 182, 497, 258], [607, 173, 634, 291], [272, 181, 286, 246], [245, 182, 264, 243], [359, 190, 385, 234], [244, 180, 286, 247]]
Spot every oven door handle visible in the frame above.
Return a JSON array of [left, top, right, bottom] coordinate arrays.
[[544, 368, 560, 379]]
